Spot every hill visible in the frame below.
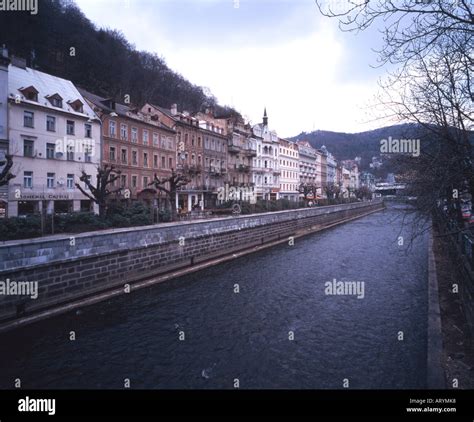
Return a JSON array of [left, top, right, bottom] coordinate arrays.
[[290, 123, 429, 173], [0, 0, 239, 117]]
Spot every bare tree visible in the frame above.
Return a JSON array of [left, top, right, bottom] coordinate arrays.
[[315, 0, 474, 236], [315, 0, 473, 67], [0, 154, 15, 187], [148, 169, 191, 221], [75, 165, 122, 218], [299, 182, 319, 201], [325, 183, 341, 200]]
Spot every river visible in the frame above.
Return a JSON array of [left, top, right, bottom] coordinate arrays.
[[0, 204, 428, 389]]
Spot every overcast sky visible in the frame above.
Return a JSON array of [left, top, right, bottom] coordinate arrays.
[[75, 0, 393, 138]]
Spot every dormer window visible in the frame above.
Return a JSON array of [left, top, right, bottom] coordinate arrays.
[[101, 98, 116, 111], [19, 86, 39, 102], [68, 99, 84, 113], [46, 93, 63, 108]]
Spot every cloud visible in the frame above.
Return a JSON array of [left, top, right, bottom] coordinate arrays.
[[76, 0, 386, 136]]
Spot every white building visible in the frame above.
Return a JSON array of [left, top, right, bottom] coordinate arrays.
[[278, 138, 299, 201], [321, 145, 337, 186], [252, 109, 280, 200], [5, 58, 101, 217], [296, 140, 318, 186]]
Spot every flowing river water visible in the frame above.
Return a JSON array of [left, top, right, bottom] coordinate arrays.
[[0, 204, 429, 389]]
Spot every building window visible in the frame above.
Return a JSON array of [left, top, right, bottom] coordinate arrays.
[[67, 145, 74, 161], [131, 127, 138, 143], [24, 111, 34, 128], [46, 115, 56, 132], [143, 130, 149, 145], [67, 174, 74, 189], [153, 133, 159, 146], [66, 120, 75, 135], [161, 156, 166, 168], [143, 176, 149, 188], [143, 152, 148, 167], [85, 123, 92, 138], [153, 154, 158, 168], [109, 146, 116, 162], [131, 175, 137, 188], [132, 150, 138, 165], [47, 173, 55, 189], [25, 91, 38, 102], [121, 124, 128, 140], [169, 157, 173, 169], [121, 148, 127, 164], [51, 97, 62, 108], [46, 143, 55, 159], [23, 140, 34, 157], [84, 147, 92, 163], [121, 174, 126, 188], [24, 171, 33, 188], [109, 121, 116, 137]]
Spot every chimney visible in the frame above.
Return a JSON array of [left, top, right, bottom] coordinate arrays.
[[171, 103, 178, 115], [0, 46, 10, 68]]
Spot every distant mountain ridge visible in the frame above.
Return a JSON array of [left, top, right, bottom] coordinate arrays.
[[289, 123, 428, 171]]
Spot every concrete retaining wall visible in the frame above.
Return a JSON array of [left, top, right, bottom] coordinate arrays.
[[0, 200, 384, 323]]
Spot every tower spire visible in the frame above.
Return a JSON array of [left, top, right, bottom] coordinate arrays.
[[263, 107, 268, 127]]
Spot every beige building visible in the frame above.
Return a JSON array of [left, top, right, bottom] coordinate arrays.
[[278, 138, 299, 201], [6, 59, 100, 217]]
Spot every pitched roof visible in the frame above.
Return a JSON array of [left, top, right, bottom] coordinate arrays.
[[80, 92, 175, 133], [8, 65, 97, 119]]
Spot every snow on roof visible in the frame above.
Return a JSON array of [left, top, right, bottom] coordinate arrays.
[[8, 65, 98, 119]]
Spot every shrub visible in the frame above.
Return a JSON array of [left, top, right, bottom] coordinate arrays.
[[0, 215, 42, 241]]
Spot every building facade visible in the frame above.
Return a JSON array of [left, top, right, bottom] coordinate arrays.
[[296, 140, 318, 187], [6, 60, 101, 217], [252, 109, 280, 200], [81, 90, 176, 209], [217, 115, 256, 191], [142, 104, 202, 212], [321, 145, 337, 187], [278, 138, 299, 201], [197, 114, 228, 208]]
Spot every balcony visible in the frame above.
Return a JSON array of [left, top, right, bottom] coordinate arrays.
[[208, 167, 226, 177], [244, 146, 257, 157], [228, 144, 241, 154], [179, 164, 202, 175], [237, 164, 251, 173]]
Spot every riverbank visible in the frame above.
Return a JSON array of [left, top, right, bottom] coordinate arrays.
[[0, 200, 385, 332], [432, 225, 474, 389]]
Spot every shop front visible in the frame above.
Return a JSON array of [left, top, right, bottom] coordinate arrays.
[[8, 186, 98, 217]]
